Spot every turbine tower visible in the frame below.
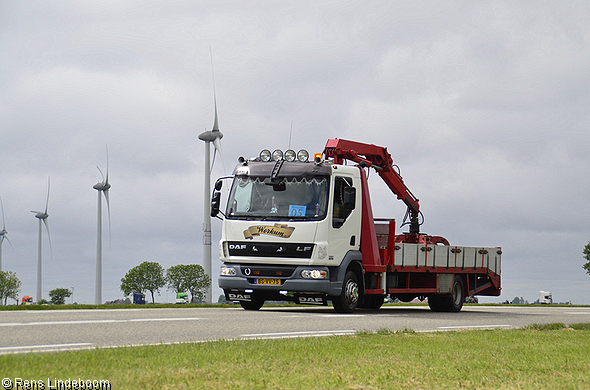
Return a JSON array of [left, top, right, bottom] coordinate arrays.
[[0, 195, 13, 271], [198, 49, 224, 303], [93, 148, 111, 305], [31, 177, 52, 302]]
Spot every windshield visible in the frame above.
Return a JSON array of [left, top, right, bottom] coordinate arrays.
[[226, 176, 329, 221]]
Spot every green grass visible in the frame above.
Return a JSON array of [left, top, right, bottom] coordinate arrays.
[[2, 324, 590, 389]]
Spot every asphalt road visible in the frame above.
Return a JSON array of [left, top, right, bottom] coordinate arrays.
[[2, 305, 589, 355]]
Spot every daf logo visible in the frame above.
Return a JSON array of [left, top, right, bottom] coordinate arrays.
[[298, 296, 324, 304], [229, 244, 247, 250], [228, 293, 251, 301], [244, 268, 251, 276]]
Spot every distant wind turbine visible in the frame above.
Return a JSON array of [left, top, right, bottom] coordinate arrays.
[[198, 47, 225, 303], [0, 195, 14, 272], [31, 177, 52, 302], [93, 148, 111, 305]]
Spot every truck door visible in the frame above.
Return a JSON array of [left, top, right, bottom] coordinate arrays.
[[327, 175, 361, 266]]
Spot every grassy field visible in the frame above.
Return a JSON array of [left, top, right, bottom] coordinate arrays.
[[2, 323, 590, 389]]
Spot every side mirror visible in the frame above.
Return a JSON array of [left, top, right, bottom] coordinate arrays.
[[214, 179, 223, 191], [211, 191, 221, 217], [343, 186, 356, 210]]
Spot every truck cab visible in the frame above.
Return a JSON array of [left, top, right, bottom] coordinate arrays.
[[216, 151, 363, 311]]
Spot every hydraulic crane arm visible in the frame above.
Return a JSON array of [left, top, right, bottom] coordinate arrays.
[[323, 138, 422, 235]]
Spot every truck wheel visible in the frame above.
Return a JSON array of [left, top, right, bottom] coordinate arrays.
[[428, 295, 444, 312], [444, 276, 464, 312], [332, 271, 360, 313], [239, 296, 265, 311], [361, 294, 384, 310]]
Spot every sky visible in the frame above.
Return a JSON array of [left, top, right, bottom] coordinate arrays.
[[1, 1, 589, 305]]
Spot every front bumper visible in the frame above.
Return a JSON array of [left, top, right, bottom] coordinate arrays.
[[218, 263, 340, 295]]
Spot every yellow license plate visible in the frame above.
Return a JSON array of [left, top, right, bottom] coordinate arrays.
[[255, 278, 282, 285]]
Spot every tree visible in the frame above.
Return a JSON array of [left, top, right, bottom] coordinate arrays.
[[120, 261, 166, 303], [166, 264, 187, 295], [166, 264, 211, 303], [183, 264, 211, 303], [49, 287, 72, 305], [583, 240, 590, 275], [0, 270, 21, 305]]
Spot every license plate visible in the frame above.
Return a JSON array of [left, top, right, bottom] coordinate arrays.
[[255, 278, 282, 285]]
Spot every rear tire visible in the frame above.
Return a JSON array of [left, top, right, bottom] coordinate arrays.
[[429, 276, 464, 312], [428, 295, 445, 312], [446, 275, 464, 312], [332, 271, 360, 313]]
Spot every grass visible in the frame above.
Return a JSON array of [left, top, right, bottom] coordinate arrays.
[[2, 324, 590, 389]]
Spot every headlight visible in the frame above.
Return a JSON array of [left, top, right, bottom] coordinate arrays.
[[220, 266, 236, 276], [259, 149, 271, 162], [285, 149, 296, 162], [297, 149, 309, 162], [301, 269, 328, 279], [272, 149, 283, 161]]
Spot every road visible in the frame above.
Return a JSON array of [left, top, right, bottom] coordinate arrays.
[[1, 305, 589, 354]]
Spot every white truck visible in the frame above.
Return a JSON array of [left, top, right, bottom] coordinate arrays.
[[539, 291, 553, 304], [212, 139, 501, 313]]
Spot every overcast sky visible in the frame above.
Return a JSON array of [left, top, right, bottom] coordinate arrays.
[[1, 1, 589, 305]]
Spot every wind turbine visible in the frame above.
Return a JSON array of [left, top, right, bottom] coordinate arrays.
[[31, 177, 52, 303], [198, 48, 225, 303], [93, 148, 111, 305], [0, 195, 14, 272]]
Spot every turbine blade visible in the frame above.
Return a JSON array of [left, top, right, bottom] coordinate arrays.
[[213, 137, 226, 175], [96, 166, 105, 182], [105, 145, 109, 185], [44, 177, 50, 214], [3, 235, 14, 252], [42, 218, 53, 261], [0, 195, 5, 230], [210, 46, 220, 133], [103, 189, 112, 248], [210, 145, 217, 173]]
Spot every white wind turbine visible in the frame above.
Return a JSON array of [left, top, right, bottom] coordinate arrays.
[[198, 49, 225, 303], [93, 148, 111, 305], [31, 177, 52, 302], [0, 195, 14, 272]]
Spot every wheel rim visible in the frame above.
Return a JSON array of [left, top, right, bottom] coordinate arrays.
[[345, 279, 359, 306], [452, 282, 462, 307]]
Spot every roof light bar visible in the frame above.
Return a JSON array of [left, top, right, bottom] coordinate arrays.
[[258, 148, 310, 162]]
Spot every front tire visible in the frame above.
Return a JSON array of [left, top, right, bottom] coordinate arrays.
[[361, 294, 384, 310], [239, 295, 265, 311], [332, 271, 360, 313]]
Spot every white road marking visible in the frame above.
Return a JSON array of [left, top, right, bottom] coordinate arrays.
[[437, 324, 512, 330], [0, 317, 205, 327], [0, 343, 94, 355], [241, 329, 356, 339]]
